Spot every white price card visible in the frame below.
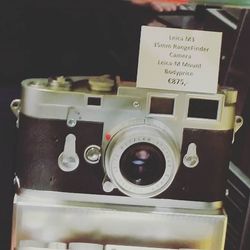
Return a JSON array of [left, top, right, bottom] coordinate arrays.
[[136, 26, 222, 94]]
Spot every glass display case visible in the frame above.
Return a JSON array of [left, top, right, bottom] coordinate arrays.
[[12, 190, 227, 250]]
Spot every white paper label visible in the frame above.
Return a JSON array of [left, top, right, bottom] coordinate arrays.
[[136, 26, 222, 94]]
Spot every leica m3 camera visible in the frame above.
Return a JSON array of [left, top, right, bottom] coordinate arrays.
[[11, 76, 243, 207]]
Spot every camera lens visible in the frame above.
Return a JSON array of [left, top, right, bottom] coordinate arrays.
[[120, 142, 166, 186]]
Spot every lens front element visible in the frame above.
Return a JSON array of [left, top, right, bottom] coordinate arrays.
[[120, 142, 166, 186]]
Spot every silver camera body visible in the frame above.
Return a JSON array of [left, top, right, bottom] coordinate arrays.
[[11, 76, 243, 208]]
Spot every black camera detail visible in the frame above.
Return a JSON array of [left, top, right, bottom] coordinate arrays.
[[150, 97, 175, 115], [188, 98, 219, 119]]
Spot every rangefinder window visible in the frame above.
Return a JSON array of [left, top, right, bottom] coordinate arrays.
[[150, 97, 174, 115], [188, 98, 219, 119], [87, 97, 101, 106]]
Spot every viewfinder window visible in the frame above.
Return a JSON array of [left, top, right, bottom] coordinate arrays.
[[188, 99, 219, 119], [150, 97, 174, 115], [87, 97, 101, 106]]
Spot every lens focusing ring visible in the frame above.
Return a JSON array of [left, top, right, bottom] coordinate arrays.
[[104, 123, 180, 198]]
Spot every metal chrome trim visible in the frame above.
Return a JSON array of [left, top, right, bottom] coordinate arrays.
[[18, 189, 223, 211], [19, 78, 238, 132]]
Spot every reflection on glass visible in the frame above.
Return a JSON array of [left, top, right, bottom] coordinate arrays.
[[189, 0, 250, 7]]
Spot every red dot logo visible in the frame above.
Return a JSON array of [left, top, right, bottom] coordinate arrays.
[[105, 133, 112, 141]]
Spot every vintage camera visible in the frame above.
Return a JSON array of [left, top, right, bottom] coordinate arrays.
[[11, 76, 243, 208]]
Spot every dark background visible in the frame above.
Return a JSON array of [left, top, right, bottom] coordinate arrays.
[[1, 1, 250, 250], [0, 1, 156, 249]]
